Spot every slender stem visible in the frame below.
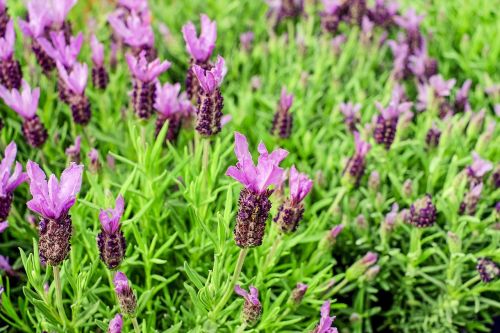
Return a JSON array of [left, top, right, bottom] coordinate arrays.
[[53, 266, 69, 326], [132, 317, 141, 333], [326, 278, 349, 298], [236, 323, 247, 333], [213, 248, 249, 314], [329, 187, 347, 214]]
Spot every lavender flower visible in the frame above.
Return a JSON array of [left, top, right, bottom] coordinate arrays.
[[476, 258, 499, 283], [108, 314, 123, 333], [340, 102, 361, 132], [0, 255, 14, 275], [467, 152, 493, 186], [0, 221, 8, 233], [235, 285, 261, 326], [57, 62, 91, 125], [193, 55, 226, 136], [26, 161, 83, 265], [459, 183, 483, 216], [368, 170, 380, 191], [425, 123, 441, 148], [429, 75, 456, 98], [97, 195, 126, 269], [408, 43, 438, 81], [343, 131, 371, 186], [320, 0, 347, 34], [290, 283, 308, 305], [182, 14, 217, 64], [108, 10, 155, 57], [454, 80, 472, 113], [311, 301, 338, 333], [267, 0, 304, 26], [409, 194, 437, 228], [65, 136, 81, 164], [88, 148, 100, 173], [365, 265, 380, 281], [240, 31, 254, 53], [154, 83, 185, 142], [492, 165, 500, 189], [0, 20, 22, 89], [274, 166, 312, 233], [0, 80, 48, 147], [0, 142, 27, 221], [373, 99, 412, 149], [367, 0, 398, 28], [0, 0, 9, 37], [383, 203, 399, 231], [113, 271, 137, 315], [45, 0, 77, 36], [126, 51, 171, 119], [226, 132, 288, 247], [271, 87, 294, 138], [387, 38, 410, 80], [326, 224, 344, 245], [117, 0, 149, 14], [91, 35, 109, 90], [394, 9, 424, 53]]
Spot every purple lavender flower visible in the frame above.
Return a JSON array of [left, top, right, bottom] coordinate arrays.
[[235, 285, 261, 326], [0, 80, 48, 147], [454, 80, 472, 113], [459, 183, 483, 216], [373, 99, 412, 149], [154, 82, 185, 142], [394, 9, 424, 53], [57, 62, 91, 125], [97, 195, 126, 269], [193, 55, 226, 136], [26, 161, 83, 265], [240, 31, 254, 53], [408, 43, 438, 81], [117, 0, 149, 14], [429, 75, 456, 98], [267, 0, 305, 26], [0, 20, 22, 89], [290, 283, 308, 305], [108, 10, 155, 57], [339, 102, 361, 132], [343, 131, 371, 185], [65, 136, 81, 164], [311, 301, 338, 333], [271, 87, 294, 138], [113, 271, 137, 314], [0, 221, 8, 233], [467, 152, 493, 186], [108, 314, 123, 333], [91, 35, 109, 90], [320, 0, 347, 34], [45, 0, 77, 36], [476, 258, 499, 283], [0, 0, 9, 37], [367, 0, 398, 28], [383, 203, 399, 231], [0, 142, 27, 221], [365, 265, 380, 281], [368, 170, 380, 191], [409, 194, 437, 228], [387, 38, 410, 80], [326, 224, 344, 245], [88, 148, 100, 173], [425, 123, 441, 148], [126, 51, 171, 119], [226, 132, 288, 247], [18, 2, 55, 74], [0, 255, 14, 275], [182, 14, 217, 64], [274, 165, 312, 233]]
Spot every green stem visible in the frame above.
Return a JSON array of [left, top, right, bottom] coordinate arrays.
[[53, 266, 69, 327], [132, 317, 141, 333], [329, 187, 347, 214], [236, 323, 247, 333], [326, 278, 349, 298], [213, 248, 249, 315]]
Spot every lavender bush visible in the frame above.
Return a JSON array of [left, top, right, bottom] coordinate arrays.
[[0, 0, 498, 332]]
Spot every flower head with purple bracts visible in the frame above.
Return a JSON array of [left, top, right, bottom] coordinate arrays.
[[154, 82, 186, 141], [227, 132, 288, 247], [27, 161, 82, 265], [311, 301, 338, 333], [108, 314, 123, 333], [476, 258, 499, 283], [0, 142, 27, 221], [18, 1, 51, 39], [340, 102, 361, 132], [429, 75, 456, 98], [291, 283, 308, 304], [65, 136, 81, 164], [38, 31, 83, 69], [394, 8, 424, 52], [90, 35, 109, 90], [344, 131, 371, 185], [90, 35, 105, 67], [454, 79, 472, 113], [113, 272, 137, 314], [373, 99, 412, 149], [108, 10, 154, 50], [98, 195, 126, 269], [45, 0, 77, 26], [118, 0, 149, 14], [240, 31, 254, 52], [367, 0, 398, 27], [0, 19, 14, 60], [425, 123, 441, 148], [182, 14, 217, 63], [408, 42, 438, 82], [235, 285, 262, 326], [384, 203, 399, 231], [57, 61, 88, 95], [467, 152, 493, 186], [267, 0, 305, 25], [193, 55, 227, 136], [409, 194, 437, 228], [459, 182, 483, 216], [346, 251, 379, 281], [387, 38, 410, 80], [271, 87, 294, 138], [0, 81, 48, 147], [274, 165, 312, 233]]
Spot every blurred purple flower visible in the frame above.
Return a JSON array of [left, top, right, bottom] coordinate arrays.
[[467, 152, 493, 185], [271, 87, 294, 138], [65, 136, 81, 164], [340, 102, 361, 132], [98, 195, 126, 269], [182, 14, 217, 63], [193, 55, 226, 94], [108, 314, 123, 333], [0, 142, 28, 220], [240, 31, 254, 52], [312, 300, 338, 333], [108, 10, 154, 50], [235, 284, 262, 325], [0, 221, 8, 233], [429, 75, 455, 98], [38, 31, 83, 69], [113, 271, 137, 314], [454, 79, 472, 113]]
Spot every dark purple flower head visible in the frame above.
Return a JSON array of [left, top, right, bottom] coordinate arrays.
[[368, 0, 398, 27], [0, 19, 14, 60], [193, 55, 226, 94], [467, 152, 493, 182], [57, 61, 88, 95], [0, 80, 39, 119], [459, 182, 483, 215], [108, 314, 123, 333], [113, 271, 136, 314], [429, 75, 456, 98], [409, 194, 437, 228], [182, 14, 217, 63], [455, 79, 472, 113], [38, 31, 83, 68], [99, 195, 125, 234], [425, 123, 441, 148], [235, 284, 262, 325], [26, 161, 83, 220], [126, 51, 170, 83], [340, 102, 361, 131], [226, 132, 288, 194], [311, 301, 338, 333], [90, 35, 105, 67], [108, 10, 154, 49], [0, 142, 27, 198], [476, 258, 499, 283], [18, 1, 52, 38]]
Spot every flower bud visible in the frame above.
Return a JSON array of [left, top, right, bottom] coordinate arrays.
[[409, 195, 437, 228], [235, 285, 261, 326], [290, 283, 308, 305], [476, 258, 499, 283], [113, 272, 137, 315], [346, 252, 378, 281], [368, 171, 380, 191]]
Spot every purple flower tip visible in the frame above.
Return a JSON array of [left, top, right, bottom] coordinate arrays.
[[361, 252, 378, 266], [353, 131, 371, 158], [429, 75, 456, 97], [126, 51, 171, 83], [99, 195, 125, 234], [108, 314, 123, 333], [469, 152, 493, 179], [113, 271, 130, 294], [226, 132, 288, 194], [154, 82, 183, 117], [313, 300, 338, 333], [1, 142, 28, 196], [279, 87, 294, 112], [182, 14, 217, 62], [57, 61, 89, 95], [65, 136, 81, 156], [26, 161, 83, 220], [289, 165, 313, 203], [330, 224, 344, 239], [91, 35, 105, 66], [0, 80, 40, 119], [234, 284, 260, 306], [193, 55, 227, 94], [0, 20, 15, 60], [38, 31, 83, 68], [0, 221, 8, 233]]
